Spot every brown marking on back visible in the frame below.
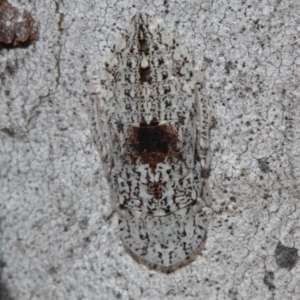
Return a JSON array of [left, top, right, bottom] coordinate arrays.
[[126, 121, 181, 171]]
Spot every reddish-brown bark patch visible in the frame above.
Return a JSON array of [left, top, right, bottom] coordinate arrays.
[[0, 0, 36, 48]]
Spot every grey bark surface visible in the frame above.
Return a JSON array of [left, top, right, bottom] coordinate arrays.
[[1, 0, 300, 299]]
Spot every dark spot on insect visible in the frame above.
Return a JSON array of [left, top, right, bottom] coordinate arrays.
[[153, 43, 158, 50], [125, 89, 130, 96], [164, 205, 171, 214], [139, 116, 149, 127], [201, 169, 210, 179], [127, 60, 132, 68], [134, 125, 168, 153], [119, 204, 126, 210], [139, 65, 152, 83], [178, 115, 185, 125], [138, 24, 149, 54], [147, 181, 163, 200], [165, 100, 171, 108], [127, 120, 181, 171], [164, 86, 171, 94], [117, 122, 124, 133], [140, 232, 149, 240], [162, 71, 168, 80], [139, 119, 147, 127], [158, 57, 164, 65], [105, 62, 109, 68], [176, 67, 183, 77], [125, 73, 132, 83], [178, 230, 186, 237], [150, 117, 159, 126]]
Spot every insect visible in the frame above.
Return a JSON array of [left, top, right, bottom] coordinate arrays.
[[91, 12, 212, 273]]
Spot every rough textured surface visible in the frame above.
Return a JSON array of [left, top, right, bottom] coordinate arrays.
[[1, 0, 300, 299], [92, 12, 211, 272]]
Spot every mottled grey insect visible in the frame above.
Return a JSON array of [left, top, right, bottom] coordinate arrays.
[[91, 12, 212, 273]]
